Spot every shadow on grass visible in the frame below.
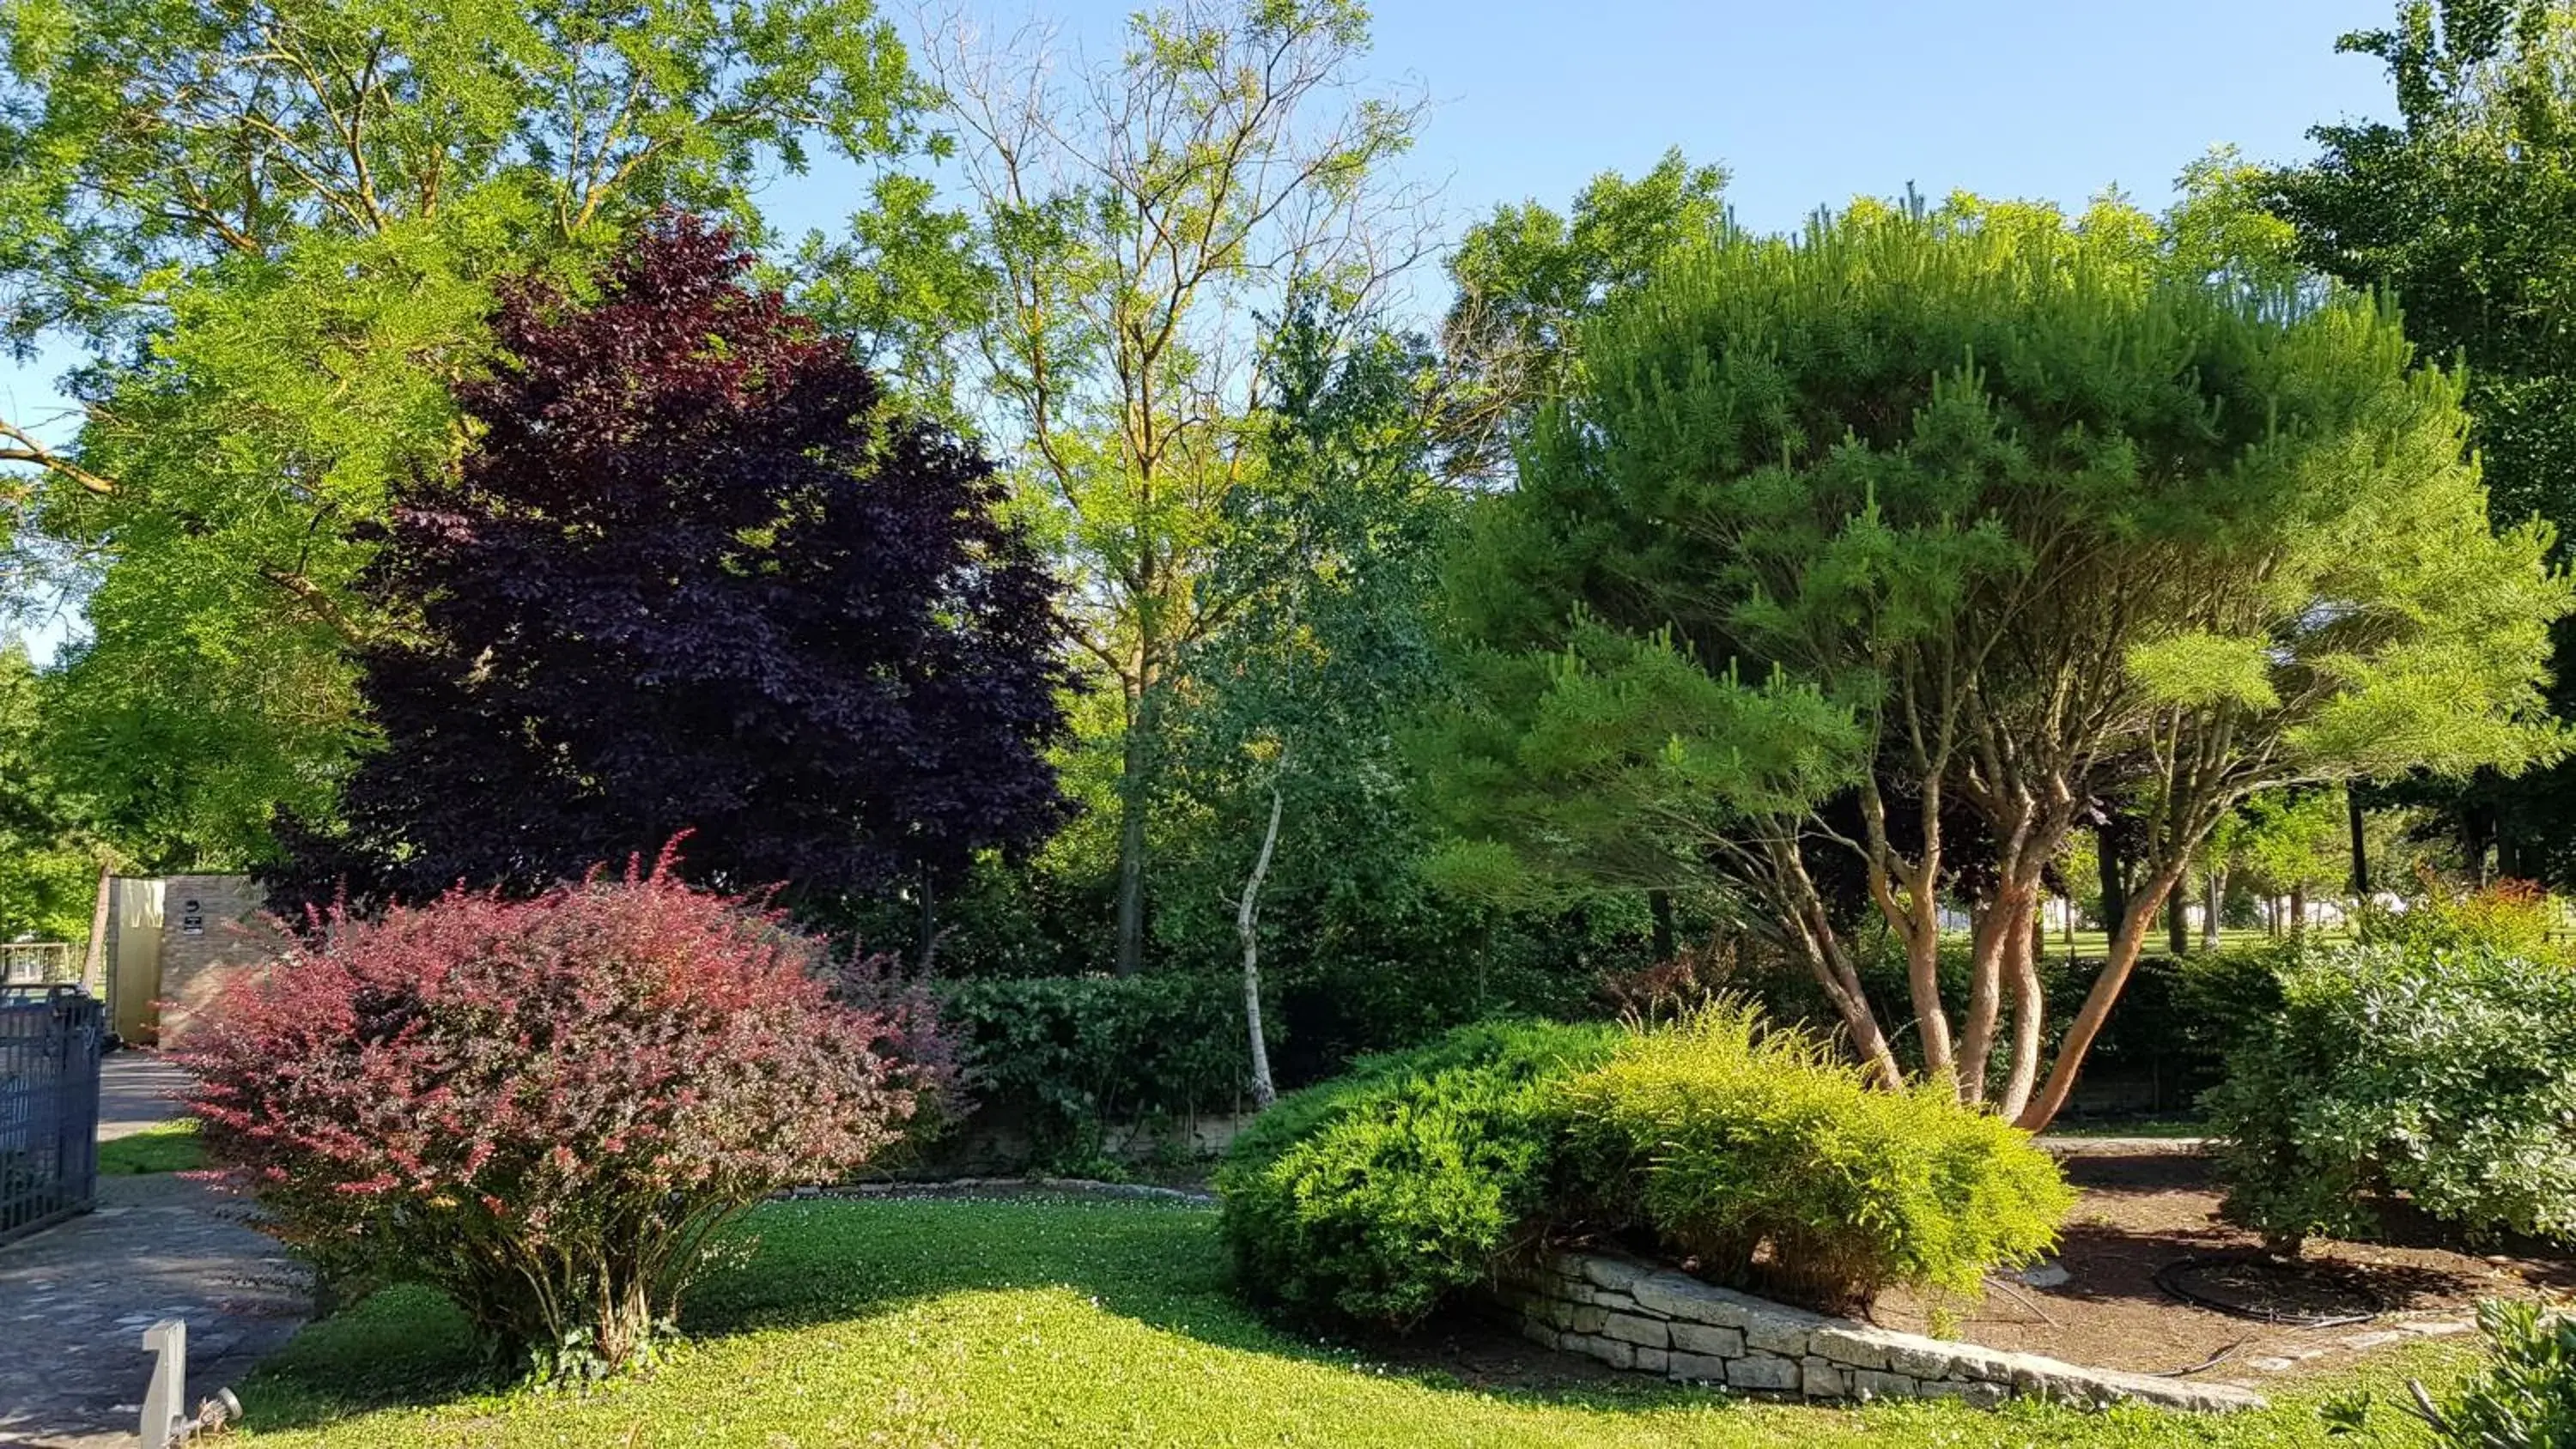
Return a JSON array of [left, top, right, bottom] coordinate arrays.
[[233, 1193, 1705, 1434]]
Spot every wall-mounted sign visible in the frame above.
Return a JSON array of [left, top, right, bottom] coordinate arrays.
[[179, 898, 205, 936]]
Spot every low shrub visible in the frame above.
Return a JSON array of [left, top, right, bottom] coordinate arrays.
[[941, 972, 1255, 1173], [179, 854, 948, 1381], [2206, 941, 2576, 1254], [2325, 1300, 2576, 1445], [2361, 876, 2574, 967], [2434, 1300, 2576, 1447], [1216, 1004, 2072, 1333], [1215, 1019, 1619, 1331], [1562, 1005, 2073, 1313]]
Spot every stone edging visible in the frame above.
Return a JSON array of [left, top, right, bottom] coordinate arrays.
[[1494, 1248, 2265, 1415], [786, 1177, 1217, 1204]]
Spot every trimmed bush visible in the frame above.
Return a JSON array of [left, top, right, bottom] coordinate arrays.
[[1563, 1006, 2073, 1312], [1216, 1005, 2070, 1332], [1215, 1020, 1619, 1331], [2207, 942, 2576, 1254], [179, 855, 947, 1380]]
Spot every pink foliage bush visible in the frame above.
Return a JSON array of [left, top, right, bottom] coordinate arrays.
[[177, 849, 947, 1378]]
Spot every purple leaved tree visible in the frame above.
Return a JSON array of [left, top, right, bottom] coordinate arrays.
[[268, 215, 1072, 913]]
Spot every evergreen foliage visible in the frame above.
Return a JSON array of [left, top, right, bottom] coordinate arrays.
[[1431, 196, 2567, 1126]]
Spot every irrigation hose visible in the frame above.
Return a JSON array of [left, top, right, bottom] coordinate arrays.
[[2151, 1256, 2381, 1330]]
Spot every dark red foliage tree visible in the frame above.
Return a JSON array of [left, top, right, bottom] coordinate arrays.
[[267, 215, 1070, 911]]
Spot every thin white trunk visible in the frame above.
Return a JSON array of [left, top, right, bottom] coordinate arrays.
[[1237, 782, 1284, 1110], [82, 862, 112, 997]]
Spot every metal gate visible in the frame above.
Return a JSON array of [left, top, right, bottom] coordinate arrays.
[[0, 986, 106, 1244]]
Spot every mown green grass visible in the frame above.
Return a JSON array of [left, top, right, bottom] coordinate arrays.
[[97, 1117, 202, 1174], [227, 1195, 2466, 1448]]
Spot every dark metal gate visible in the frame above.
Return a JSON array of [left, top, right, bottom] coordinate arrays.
[[0, 986, 105, 1243]]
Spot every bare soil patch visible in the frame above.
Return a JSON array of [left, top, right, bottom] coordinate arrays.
[[1869, 1145, 2576, 1382]]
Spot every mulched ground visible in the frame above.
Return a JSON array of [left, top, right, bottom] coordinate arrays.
[[1865, 1144, 2576, 1381]]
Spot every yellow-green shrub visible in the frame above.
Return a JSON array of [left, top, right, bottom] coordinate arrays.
[[1562, 1004, 2073, 1313]]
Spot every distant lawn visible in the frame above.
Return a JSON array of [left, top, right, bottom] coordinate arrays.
[[2032, 925, 2344, 964], [224, 1194, 2465, 1448], [98, 1117, 202, 1175], [2040, 1117, 2209, 1140]]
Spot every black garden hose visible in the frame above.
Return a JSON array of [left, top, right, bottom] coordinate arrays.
[[2152, 1254, 2381, 1330]]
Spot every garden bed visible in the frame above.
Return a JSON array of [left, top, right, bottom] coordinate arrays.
[[1866, 1144, 2576, 1382]]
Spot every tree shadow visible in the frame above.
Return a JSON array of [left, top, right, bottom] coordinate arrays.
[[232, 1193, 1723, 1433]]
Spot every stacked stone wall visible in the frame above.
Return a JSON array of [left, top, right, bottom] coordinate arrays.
[[1492, 1248, 2263, 1414]]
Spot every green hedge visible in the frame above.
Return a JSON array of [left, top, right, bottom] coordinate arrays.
[[942, 973, 1256, 1170], [1217, 1008, 2070, 1333], [2206, 941, 2576, 1253]]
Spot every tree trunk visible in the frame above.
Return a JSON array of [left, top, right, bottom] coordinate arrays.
[[2201, 868, 2225, 953], [2016, 858, 2186, 1132], [2463, 798, 2495, 889], [2098, 829, 2130, 943], [1959, 871, 2038, 1107], [1767, 840, 1905, 1090], [82, 862, 112, 997], [1113, 695, 1152, 976], [2166, 876, 2190, 957], [1998, 903, 2046, 1121], [2289, 882, 2306, 937], [916, 865, 939, 973], [1236, 784, 1284, 1111], [2348, 786, 2371, 898], [1649, 889, 1676, 961]]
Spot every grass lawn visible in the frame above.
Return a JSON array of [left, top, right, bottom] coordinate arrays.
[[2033, 925, 2339, 963], [226, 1193, 2469, 1448], [96, 1117, 202, 1174]]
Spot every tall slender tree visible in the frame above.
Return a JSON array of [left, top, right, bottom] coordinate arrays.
[[1174, 300, 1449, 1105], [917, 0, 1430, 973]]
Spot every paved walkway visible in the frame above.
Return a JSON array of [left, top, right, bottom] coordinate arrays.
[[94, 1055, 194, 1143], [1, 1056, 309, 1449]]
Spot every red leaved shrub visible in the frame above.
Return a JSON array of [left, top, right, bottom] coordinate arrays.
[[177, 850, 947, 1379]]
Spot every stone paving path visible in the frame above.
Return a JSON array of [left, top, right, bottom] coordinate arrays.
[[1, 1056, 309, 1449], [94, 1056, 194, 1143]]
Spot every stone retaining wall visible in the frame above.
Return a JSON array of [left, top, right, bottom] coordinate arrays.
[[1493, 1248, 2264, 1415]]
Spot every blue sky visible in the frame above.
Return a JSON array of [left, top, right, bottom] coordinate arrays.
[[4, 0, 2398, 653]]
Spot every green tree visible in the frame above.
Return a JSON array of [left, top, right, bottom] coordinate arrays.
[[1438, 148, 1728, 483], [1435, 197, 2567, 1128], [918, 0, 1429, 974], [2263, 0, 2576, 885], [1, 0, 940, 864], [2224, 790, 2349, 936], [0, 640, 97, 943], [1167, 303, 1450, 1104]]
